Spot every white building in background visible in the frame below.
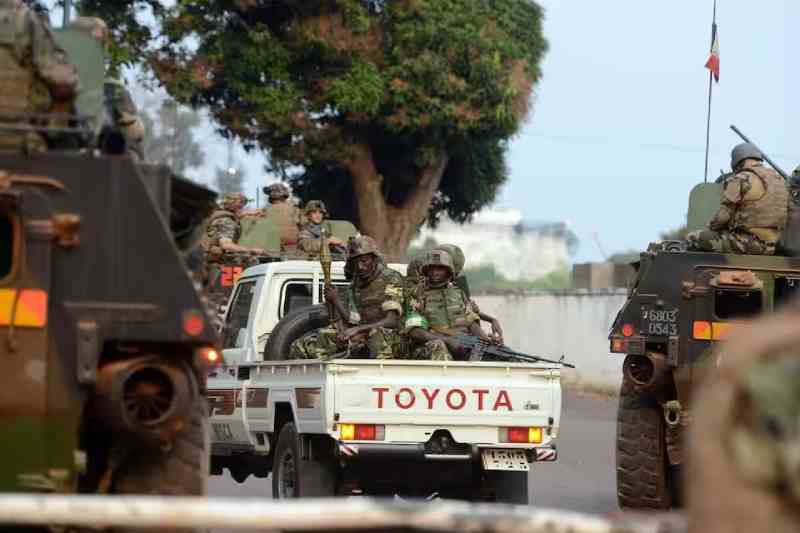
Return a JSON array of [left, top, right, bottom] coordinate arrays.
[[412, 209, 575, 282]]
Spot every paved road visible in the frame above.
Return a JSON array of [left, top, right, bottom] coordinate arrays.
[[208, 389, 619, 515]]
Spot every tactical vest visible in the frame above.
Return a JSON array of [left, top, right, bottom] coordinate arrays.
[[200, 210, 240, 251], [348, 265, 403, 324], [267, 202, 300, 245], [421, 284, 473, 333], [733, 166, 789, 233], [0, 5, 33, 115]]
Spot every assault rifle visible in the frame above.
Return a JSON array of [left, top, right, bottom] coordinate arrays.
[[452, 335, 575, 368]]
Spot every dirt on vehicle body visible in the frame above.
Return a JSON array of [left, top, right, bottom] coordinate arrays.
[[609, 240, 800, 509]]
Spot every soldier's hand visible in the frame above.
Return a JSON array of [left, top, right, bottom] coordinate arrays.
[[339, 327, 363, 342], [490, 320, 504, 345], [329, 237, 344, 246], [249, 247, 266, 255], [324, 286, 339, 304]]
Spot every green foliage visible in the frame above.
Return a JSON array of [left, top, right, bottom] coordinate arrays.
[[82, 0, 547, 226], [465, 264, 571, 293]]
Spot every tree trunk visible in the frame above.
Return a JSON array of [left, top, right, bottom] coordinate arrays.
[[346, 143, 448, 261]]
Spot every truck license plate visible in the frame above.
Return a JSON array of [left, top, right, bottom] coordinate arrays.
[[481, 449, 529, 471], [642, 305, 678, 337]]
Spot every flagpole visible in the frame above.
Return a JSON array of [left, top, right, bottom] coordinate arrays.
[[703, 0, 718, 183]]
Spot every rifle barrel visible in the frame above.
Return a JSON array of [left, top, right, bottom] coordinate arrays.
[[730, 125, 790, 180]]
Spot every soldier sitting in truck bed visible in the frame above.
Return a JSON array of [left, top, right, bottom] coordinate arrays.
[[290, 236, 404, 360], [404, 250, 492, 361], [688, 142, 789, 255]]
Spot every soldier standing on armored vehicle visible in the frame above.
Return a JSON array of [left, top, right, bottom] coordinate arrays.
[[259, 182, 301, 252], [68, 17, 145, 160], [297, 200, 346, 255], [405, 250, 491, 361], [688, 142, 789, 255], [290, 236, 404, 360], [0, 0, 78, 151]]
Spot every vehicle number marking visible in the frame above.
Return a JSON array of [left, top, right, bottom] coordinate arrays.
[[221, 266, 243, 288], [481, 449, 529, 471], [643, 307, 678, 337], [212, 423, 234, 442]]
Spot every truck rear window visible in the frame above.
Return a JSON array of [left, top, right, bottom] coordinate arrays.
[[223, 281, 256, 349], [775, 277, 800, 308], [714, 289, 762, 320], [0, 212, 13, 280]]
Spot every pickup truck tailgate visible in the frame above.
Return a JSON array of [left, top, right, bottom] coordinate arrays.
[[331, 360, 561, 445]]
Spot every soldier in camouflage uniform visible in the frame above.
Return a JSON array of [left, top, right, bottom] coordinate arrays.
[[290, 236, 404, 360], [404, 250, 490, 361], [688, 143, 789, 255], [202, 192, 265, 260], [297, 200, 346, 255], [69, 17, 145, 160], [0, 0, 78, 151], [260, 183, 301, 252]]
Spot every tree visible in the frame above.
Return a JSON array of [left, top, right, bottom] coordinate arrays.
[[214, 167, 246, 196], [76, 0, 548, 258], [140, 100, 205, 176]]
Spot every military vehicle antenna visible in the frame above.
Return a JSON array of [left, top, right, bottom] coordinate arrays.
[[730, 124, 790, 180]]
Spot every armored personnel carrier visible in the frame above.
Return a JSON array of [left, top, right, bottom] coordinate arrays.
[[0, 26, 218, 499], [609, 181, 800, 509]]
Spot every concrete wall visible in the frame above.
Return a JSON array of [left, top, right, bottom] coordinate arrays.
[[474, 290, 629, 393]]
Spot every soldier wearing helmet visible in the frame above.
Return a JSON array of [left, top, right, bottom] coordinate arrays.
[[297, 199, 346, 255], [290, 236, 405, 360], [69, 17, 145, 160], [0, 0, 78, 151], [259, 182, 301, 252], [688, 142, 789, 255], [404, 249, 489, 360], [202, 192, 265, 258]]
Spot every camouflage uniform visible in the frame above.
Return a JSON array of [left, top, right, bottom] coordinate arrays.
[[405, 251, 480, 361], [297, 200, 346, 255], [688, 162, 789, 255], [261, 183, 300, 252], [201, 193, 246, 311], [0, 0, 78, 151], [291, 238, 404, 360], [69, 17, 145, 160]]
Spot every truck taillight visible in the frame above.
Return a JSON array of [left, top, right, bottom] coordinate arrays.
[[195, 346, 223, 369], [340, 424, 385, 441], [500, 427, 543, 444]]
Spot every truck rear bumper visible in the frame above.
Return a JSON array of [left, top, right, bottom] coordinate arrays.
[[337, 442, 558, 463]]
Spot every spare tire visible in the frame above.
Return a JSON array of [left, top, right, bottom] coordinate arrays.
[[265, 304, 331, 361]]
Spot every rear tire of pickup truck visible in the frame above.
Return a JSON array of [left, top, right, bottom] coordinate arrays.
[[272, 422, 337, 498], [265, 305, 330, 361], [616, 379, 674, 509]]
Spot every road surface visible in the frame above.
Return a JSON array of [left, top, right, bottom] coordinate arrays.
[[208, 389, 619, 516]]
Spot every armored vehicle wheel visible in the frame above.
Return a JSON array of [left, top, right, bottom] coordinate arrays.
[[265, 304, 331, 361], [272, 422, 337, 498], [109, 397, 209, 532], [616, 379, 674, 509]]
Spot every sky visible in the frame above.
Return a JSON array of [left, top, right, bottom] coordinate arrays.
[[46, 1, 797, 263]]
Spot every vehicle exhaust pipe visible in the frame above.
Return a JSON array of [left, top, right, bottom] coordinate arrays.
[[93, 356, 195, 447], [623, 352, 669, 393]]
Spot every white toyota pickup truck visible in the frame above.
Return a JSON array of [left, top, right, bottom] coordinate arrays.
[[208, 260, 562, 503]]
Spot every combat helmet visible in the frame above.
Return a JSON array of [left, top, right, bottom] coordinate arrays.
[[220, 192, 248, 210], [304, 200, 328, 217], [731, 143, 763, 170], [432, 244, 465, 275], [264, 182, 290, 200], [347, 235, 381, 260], [420, 249, 455, 278]]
